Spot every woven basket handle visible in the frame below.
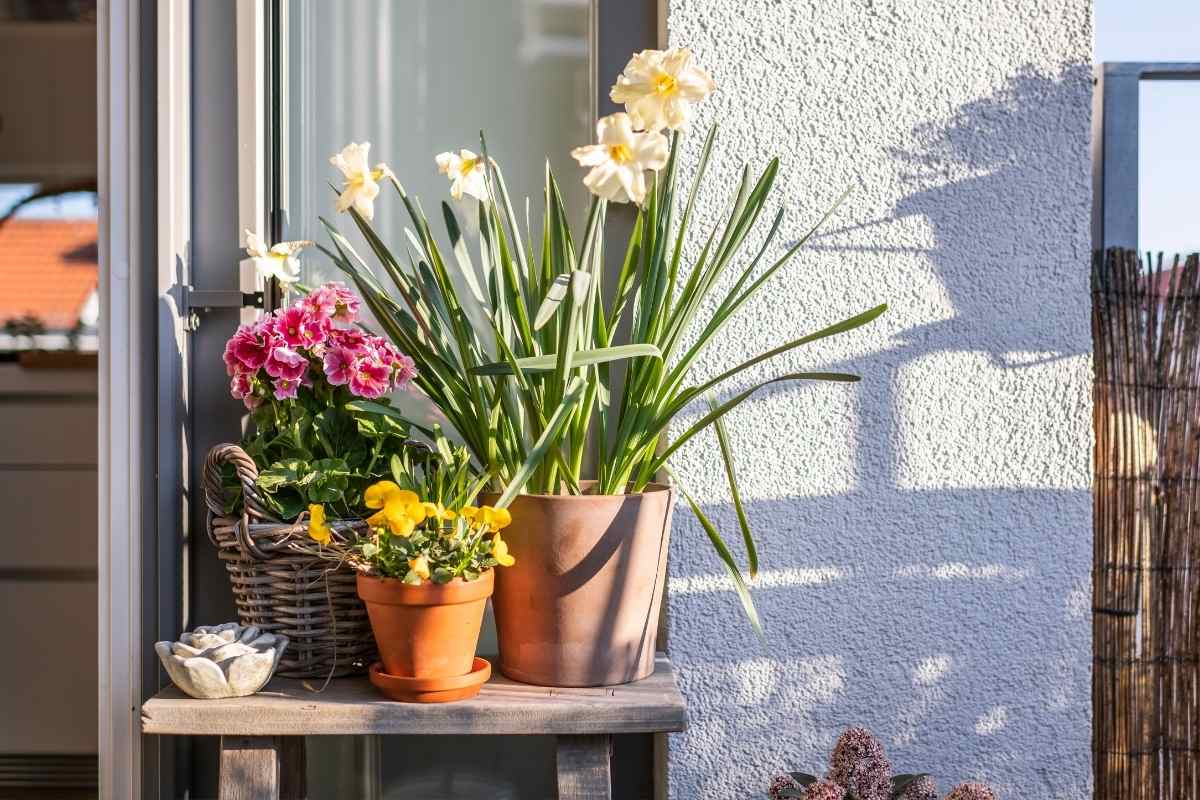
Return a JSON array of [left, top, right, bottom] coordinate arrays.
[[203, 443, 285, 560]]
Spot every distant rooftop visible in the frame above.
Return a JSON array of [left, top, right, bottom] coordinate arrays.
[[0, 219, 98, 330]]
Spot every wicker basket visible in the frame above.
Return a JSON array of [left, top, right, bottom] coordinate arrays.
[[202, 443, 377, 678]]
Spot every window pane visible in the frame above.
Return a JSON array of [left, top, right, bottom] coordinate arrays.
[[281, 0, 592, 288], [0, 17, 98, 355], [1139, 80, 1200, 256], [278, 3, 592, 795]]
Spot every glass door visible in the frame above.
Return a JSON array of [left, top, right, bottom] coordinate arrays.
[[269, 2, 655, 796], [278, 0, 592, 280]]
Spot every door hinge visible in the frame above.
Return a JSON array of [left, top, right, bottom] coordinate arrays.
[[182, 287, 264, 331]]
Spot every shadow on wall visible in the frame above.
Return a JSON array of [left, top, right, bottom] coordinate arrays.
[[666, 65, 1093, 799]]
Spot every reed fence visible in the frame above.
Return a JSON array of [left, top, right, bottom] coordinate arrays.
[[1094, 248, 1200, 799]]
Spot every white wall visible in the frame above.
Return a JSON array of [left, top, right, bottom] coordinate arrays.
[[663, 1, 1093, 797]]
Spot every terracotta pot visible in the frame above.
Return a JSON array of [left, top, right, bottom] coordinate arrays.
[[368, 657, 491, 703], [491, 483, 674, 687], [356, 570, 493, 680]]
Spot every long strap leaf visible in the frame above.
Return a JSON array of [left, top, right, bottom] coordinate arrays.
[[495, 376, 586, 508], [470, 344, 662, 376], [709, 394, 758, 578], [668, 466, 765, 641]]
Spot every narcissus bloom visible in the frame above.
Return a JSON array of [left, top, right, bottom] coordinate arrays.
[[571, 113, 668, 205], [330, 142, 394, 220], [462, 505, 512, 532], [490, 533, 515, 567], [308, 504, 332, 545], [610, 47, 715, 132], [408, 555, 431, 581], [434, 149, 490, 202], [245, 230, 310, 284]]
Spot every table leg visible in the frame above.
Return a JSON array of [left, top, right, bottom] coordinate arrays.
[[219, 735, 307, 800], [556, 734, 612, 800]]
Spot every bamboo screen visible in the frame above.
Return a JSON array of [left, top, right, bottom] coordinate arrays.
[[1094, 248, 1200, 799]]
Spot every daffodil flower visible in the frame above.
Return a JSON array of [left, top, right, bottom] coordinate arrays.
[[434, 149, 490, 202], [462, 505, 512, 532], [408, 555, 431, 581], [244, 229, 310, 284], [330, 142, 394, 220], [610, 47, 715, 132], [570, 113, 669, 206], [421, 501, 457, 523], [491, 533, 515, 567], [308, 504, 332, 545]]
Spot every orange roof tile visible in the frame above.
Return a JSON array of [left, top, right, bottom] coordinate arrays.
[[0, 219, 98, 330]]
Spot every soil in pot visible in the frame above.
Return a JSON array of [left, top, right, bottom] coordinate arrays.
[[491, 483, 674, 687], [357, 570, 493, 700]]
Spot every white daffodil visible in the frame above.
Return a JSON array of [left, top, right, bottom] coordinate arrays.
[[435, 149, 490, 202], [329, 142, 394, 220], [244, 229, 311, 284], [570, 113, 669, 205], [610, 47, 715, 132]]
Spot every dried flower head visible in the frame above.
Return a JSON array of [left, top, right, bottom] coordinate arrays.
[[827, 727, 893, 800], [768, 773, 802, 800], [944, 783, 995, 800], [804, 779, 846, 800], [897, 775, 939, 800]]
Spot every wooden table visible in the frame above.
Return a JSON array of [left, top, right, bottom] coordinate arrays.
[[141, 653, 687, 799]]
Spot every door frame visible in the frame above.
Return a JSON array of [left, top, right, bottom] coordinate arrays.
[[98, 0, 191, 797], [98, 0, 664, 795]]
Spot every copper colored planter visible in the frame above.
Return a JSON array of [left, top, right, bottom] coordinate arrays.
[[357, 570, 493, 689], [491, 484, 674, 687]]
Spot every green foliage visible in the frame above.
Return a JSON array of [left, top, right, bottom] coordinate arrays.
[[349, 429, 506, 584], [320, 127, 887, 627], [241, 382, 414, 520]]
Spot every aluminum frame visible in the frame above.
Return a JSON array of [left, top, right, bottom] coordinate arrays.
[[1094, 62, 1200, 252]]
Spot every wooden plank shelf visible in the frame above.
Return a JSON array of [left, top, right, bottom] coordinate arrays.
[[141, 653, 686, 799]]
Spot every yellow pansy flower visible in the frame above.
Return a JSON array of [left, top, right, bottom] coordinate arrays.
[[308, 504, 332, 545], [408, 555, 431, 581], [462, 505, 512, 532], [421, 502, 457, 523], [368, 497, 425, 537], [364, 481, 426, 536], [491, 533, 515, 567], [364, 480, 402, 509]]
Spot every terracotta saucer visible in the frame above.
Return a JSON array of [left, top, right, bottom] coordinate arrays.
[[368, 657, 491, 703]]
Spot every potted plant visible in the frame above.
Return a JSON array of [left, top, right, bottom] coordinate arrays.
[[295, 436, 515, 702], [767, 727, 996, 800], [313, 46, 888, 686], [204, 278, 421, 677]]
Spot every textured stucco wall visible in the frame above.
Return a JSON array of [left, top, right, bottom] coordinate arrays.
[[663, 1, 1093, 797]]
